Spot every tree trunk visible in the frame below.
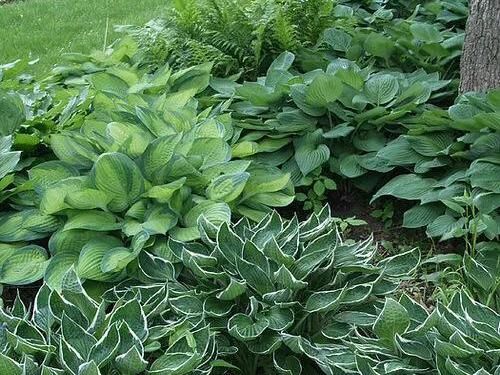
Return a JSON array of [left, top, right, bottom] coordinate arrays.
[[459, 0, 500, 93]]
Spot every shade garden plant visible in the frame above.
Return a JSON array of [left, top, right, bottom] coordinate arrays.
[[0, 0, 499, 374]]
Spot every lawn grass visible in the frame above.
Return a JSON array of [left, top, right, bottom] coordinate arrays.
[[0, 0, 169, 76]]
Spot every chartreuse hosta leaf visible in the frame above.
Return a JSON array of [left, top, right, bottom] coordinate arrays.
[[0, 62, 294, 287]]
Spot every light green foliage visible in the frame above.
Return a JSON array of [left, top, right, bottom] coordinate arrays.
[[0, 48, 293, 287]]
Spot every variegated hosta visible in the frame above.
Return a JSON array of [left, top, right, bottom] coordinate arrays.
[[0, 62, 293, 287], [146, 206, 421, 374], [352, 291, 500, 375], [0, 268, 219, 375]]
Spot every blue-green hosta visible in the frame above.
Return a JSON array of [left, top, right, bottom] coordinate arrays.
[[0, 62, 293, 287], [212, 52, 450, 209], [371, 89, 500, 241]]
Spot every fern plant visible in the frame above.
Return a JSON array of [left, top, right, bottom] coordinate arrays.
[[120, 0, 336, 79]]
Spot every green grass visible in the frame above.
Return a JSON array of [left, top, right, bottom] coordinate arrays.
[[0, 0, 168, 76]]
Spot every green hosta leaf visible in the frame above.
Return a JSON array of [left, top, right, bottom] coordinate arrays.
[[0, 245, 49, 285], [410, 22, 443, 43], [141, 134, 182, 183], [91, 152, 145, 212], [65, 189, 111, 211], [373, 298, 410, 349], [364, 32, 394, 59], [363, 74, 399, 105], [89, 72, 129, 97], [143, 178, 185, 204], [63, 211, 121, 232], [322, 28, 352, 52], [206, 172, 249, 202], [468, 161, 500, 192], [0, 353, 22, 375], [340, 154, 367, 178], [185, 200, 231, 228], [50, 133, 99, 169], [290, 84, 326, 117], [236, 82, 284, 106], [101, 247, 136, 274], [228, 313, 269, 341], [406, 133, 455, 157], [403, 203, 444, 229], [0, 210, 59, 242], [372, 174, 436, 202], [106, 121, 152, 158], [305, 74, 343, 107], [142, 205, 178, 235], [426, 215, 466, 240], [294, 130, 330, 176], [0, 90, 24, 137], [0, 149, 20, 180], [77, 235, 124, 281]]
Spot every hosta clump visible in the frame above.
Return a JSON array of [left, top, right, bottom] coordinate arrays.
[[0, 61, 293, 287], [371, 89, 500, 241], [352, 291, 500, 375], [213, 52, 449, 210], [0, 269, 218, 374], [151, 206, 421, 374]]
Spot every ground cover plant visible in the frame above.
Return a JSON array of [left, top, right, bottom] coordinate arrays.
[[0, 0, 499, 374]]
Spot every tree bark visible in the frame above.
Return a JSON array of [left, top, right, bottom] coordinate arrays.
[[459, 0, 500, 93]]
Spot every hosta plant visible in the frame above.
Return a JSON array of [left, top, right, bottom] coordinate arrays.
[[0, 61, 293, 287], [141, 205, 422, 374], [212, 52, 449, 210], [351, 290, 500, 375], [0, 269, 219, 375]]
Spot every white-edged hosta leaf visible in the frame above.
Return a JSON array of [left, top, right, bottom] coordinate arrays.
[[228, 313, 269, 341], [379, 248, 420, 277]]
